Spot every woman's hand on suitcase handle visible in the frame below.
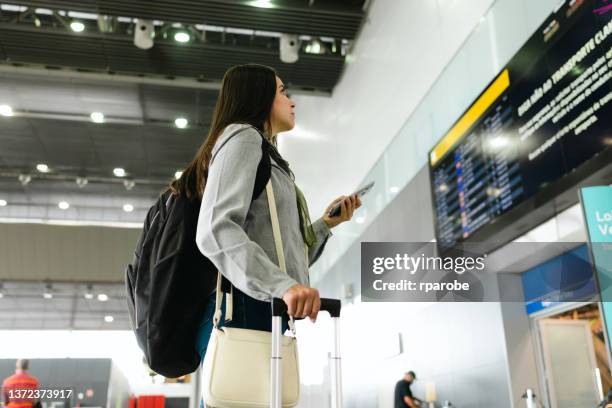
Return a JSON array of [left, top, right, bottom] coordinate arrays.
[[282, 284, 321, 322]]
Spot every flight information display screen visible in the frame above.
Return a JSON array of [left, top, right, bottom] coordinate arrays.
[[429, 0, 612, 251]]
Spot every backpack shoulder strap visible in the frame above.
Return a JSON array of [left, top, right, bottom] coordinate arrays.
[[208, 125, 271, 202]]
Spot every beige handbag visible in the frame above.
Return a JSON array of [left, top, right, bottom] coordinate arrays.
[[202, 180, 300, 408]]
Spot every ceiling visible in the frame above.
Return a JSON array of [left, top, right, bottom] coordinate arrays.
[[5, 0, 366, 39], [0, 0, 370, 224], [0, 73, 214, 221], [0, 1, 362, 92], [0, 281, 130, 330]]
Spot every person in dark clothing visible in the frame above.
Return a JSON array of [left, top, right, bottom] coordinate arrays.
[[394, 371, 421, 408]]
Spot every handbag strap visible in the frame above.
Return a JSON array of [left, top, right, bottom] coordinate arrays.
[[266, 180, 287, 273], [213, 179, 294, 333]]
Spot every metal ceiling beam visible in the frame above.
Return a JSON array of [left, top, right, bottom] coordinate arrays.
[[0, 63, 332, 95], [0, 170, 171, 186], [0, 11, 346, 92], [7, 0, 365, 39], [0, 62, 220, 89]]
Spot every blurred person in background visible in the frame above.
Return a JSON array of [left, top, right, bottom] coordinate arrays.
[[394, 371, 422, 408], [2, 359, 39, 408]]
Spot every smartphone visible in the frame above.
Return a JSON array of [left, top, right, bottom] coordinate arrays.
[[328, 181, 375, 217]]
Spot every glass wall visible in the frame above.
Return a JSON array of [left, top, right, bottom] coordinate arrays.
[[311, 0, 563, 284]]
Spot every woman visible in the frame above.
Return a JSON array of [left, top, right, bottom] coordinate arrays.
[[173, 63, 361, 344]]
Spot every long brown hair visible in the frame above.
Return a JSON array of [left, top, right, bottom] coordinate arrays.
[[170, 64, 294, 200]]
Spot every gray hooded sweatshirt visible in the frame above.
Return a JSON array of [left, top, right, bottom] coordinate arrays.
[[195, 123, 332, 301]]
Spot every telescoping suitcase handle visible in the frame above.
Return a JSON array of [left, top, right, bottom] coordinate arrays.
[[270, 297, 343, 408], [271, 297, 341, 317]]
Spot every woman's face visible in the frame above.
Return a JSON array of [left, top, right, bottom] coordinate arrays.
[[269, 76, 295, 135]]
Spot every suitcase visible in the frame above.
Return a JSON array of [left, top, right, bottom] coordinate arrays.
[[270, 297, 343, 408]]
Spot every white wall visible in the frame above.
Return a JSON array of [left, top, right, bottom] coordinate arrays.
[[283, 0, 497, 218]]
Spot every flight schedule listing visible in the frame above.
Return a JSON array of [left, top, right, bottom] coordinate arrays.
[[429, 0, 612, 251], [432, 90, 525, 249]]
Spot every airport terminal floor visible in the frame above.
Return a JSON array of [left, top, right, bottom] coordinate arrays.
[[0, 0, 611, 407]]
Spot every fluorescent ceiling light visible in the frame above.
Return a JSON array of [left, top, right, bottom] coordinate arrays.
[[0, 105, 13, 117], [36, 163, 50, 173], [58, 201, 70, 210], [174, 32, 190, 43], [250, 0, 274, 8], [70, 21, 85, 32], [174, 117, 188, 128], [90, 112, 104, 123]]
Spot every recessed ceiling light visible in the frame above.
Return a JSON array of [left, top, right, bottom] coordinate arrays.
[[309, 40, 322, 54], [104, 315, 114, 323], [0, 104, 13, 117], [174, 117, 188, 128], [123, 179, 135, 190], [18, 174, 31, 186], [36, 163, 50, 173], [113, 168, 126, 177], [355, 216, 365, 224], [123, 204, 134, 213], [58, 201, 70, 210], [250, 0, 274, 8], [0, 292, 4, 299], [90, 112, 104, 123], [84, 284, 94, 299], [174, 32, 190, 43], [76, 177, 88, 188], [0, 199, 7, 207], [43, 284, 53, 299], [70, 21, 85, 32], [390, 186, 399, 193], [174, 171, 183, 179], [97, 293, 109, 302], [305, 39, 325, 55]]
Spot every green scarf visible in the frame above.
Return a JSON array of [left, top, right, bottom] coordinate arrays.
[[294, 183, 317, 248]]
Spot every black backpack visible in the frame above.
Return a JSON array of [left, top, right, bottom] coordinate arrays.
[[125, 128, 271, 378]]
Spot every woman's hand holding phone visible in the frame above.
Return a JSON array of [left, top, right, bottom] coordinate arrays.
[[322, 194, 362, 229]]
